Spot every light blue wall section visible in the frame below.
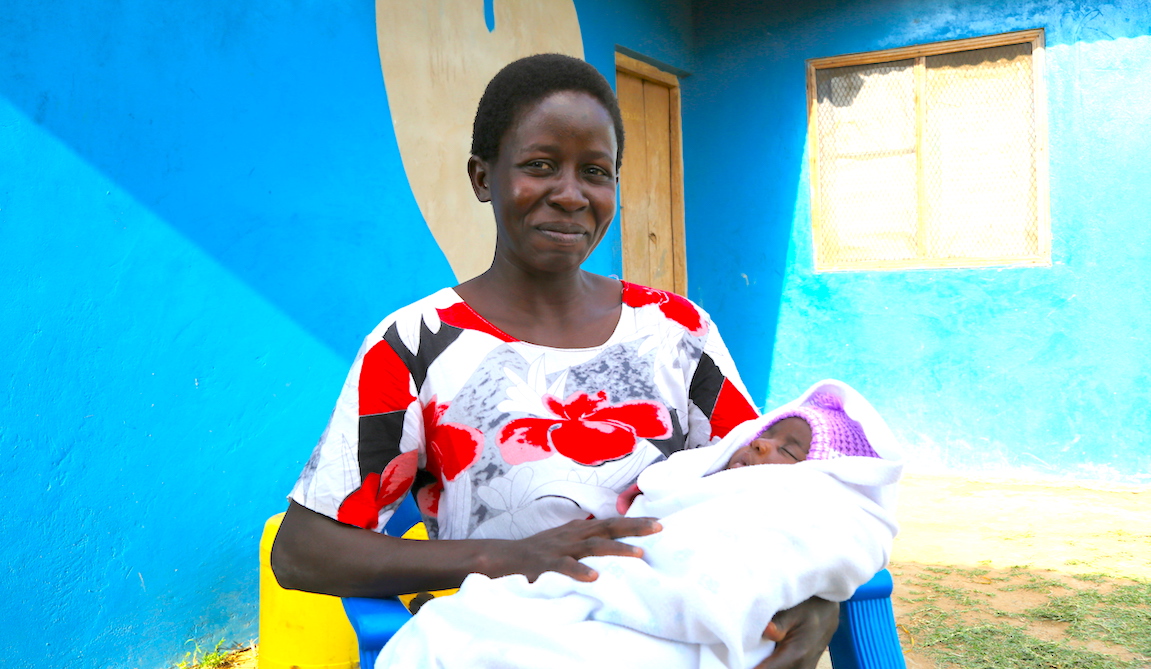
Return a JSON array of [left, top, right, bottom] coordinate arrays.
[[0, 1, 696, 667], [1, 1, 454, 667], [686, 0, 1151, 482]]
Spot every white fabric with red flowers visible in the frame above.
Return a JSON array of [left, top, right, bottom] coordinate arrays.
[[289, 283, 758, 541], [372, 380, 902, 669]]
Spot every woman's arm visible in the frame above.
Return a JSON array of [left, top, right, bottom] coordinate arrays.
[[270, 500, 662, 598]]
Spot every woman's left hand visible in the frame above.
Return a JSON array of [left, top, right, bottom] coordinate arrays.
[[755, 596, 840, 669]]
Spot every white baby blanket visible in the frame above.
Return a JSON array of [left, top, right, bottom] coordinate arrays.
[[375, 380, 904, 669]]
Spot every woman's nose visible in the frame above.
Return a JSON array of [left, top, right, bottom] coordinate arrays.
[[548, 170, 589, 211]]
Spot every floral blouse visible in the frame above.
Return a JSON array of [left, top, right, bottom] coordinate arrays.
[[289, 283, 758, 540]]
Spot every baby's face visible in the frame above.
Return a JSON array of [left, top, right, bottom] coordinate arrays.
[[725, 417, 813, 469]]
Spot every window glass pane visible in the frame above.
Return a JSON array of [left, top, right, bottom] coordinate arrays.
[[815, 60, 917, 266], [923, 43, 1038, 259]]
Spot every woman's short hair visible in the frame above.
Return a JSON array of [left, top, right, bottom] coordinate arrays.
[[471, 53, 625, 169]]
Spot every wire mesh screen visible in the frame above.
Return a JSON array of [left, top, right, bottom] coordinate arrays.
[[924, 43, 1038, 260], [812, 40, 1044, 270], [815, 60, 917, 264]]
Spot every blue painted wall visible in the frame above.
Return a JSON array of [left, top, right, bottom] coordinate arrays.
[[0, 3, 452, 667], [8, 0, 1146, 665], [685, 0, 1151, 483], [0, 1, 694, 667]]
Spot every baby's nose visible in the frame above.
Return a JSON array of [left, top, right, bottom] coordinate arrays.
[[751, 438, 774, 455]]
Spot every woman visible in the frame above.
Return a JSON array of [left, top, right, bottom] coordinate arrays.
[[272, 53, 837, 668]]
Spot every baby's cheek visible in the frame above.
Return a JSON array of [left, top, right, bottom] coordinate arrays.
[[723, 446, 747, 469]]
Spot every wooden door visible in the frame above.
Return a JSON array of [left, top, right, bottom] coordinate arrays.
[[616, 54, 687, 295]]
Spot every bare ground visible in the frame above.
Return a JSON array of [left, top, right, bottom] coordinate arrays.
[[888, 473, 1151, 668]]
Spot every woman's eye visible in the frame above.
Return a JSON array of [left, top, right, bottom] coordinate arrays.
[[585, 165, 612, 178]]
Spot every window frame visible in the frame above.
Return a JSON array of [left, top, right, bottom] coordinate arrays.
[[805, 29, 1051, 272]]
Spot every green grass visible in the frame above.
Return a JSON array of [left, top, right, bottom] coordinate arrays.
[[907, 604, 1135, 669], [1073, 573, 1110, 584], [953, 567, 992, 579], [174, 639, 241, 669], [1023, 581, 1151, 656], [1026, 591, 1101, 623], [915, 581, 988, 606], [1073, 582, 1151, 657], [1000, 572, 1070, 593], [900, 567, 1151, 669]]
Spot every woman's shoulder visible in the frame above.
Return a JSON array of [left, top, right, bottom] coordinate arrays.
[[354, 288, 465, 354], [620, 281, 713, 338]]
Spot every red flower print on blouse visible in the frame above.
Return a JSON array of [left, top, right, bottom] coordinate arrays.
[[417, 481, 442, 518], [622, 282, 707, 337], [498, 391, 673, 466], [423, 396, 484, 483], [337, 450, 418, 530]]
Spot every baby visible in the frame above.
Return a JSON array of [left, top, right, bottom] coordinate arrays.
[[616, 392, 883, 517], [377, 381, 901, 669]]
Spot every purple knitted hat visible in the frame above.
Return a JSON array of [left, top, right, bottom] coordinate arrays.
[[764, 392, 879, 461]]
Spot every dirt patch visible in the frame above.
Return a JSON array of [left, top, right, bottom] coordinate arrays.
[[889, 474, 1151, 668], [892, 474, 1151, 578], [228, 646, 257, 669], [891, 563, 1149, 667]]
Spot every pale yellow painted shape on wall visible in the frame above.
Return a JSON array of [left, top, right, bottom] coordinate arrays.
[[376, 0, 584, 282]]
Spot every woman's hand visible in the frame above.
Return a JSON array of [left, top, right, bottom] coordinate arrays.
[[272, 502, 661, 598], [492, 517, 663, 583], [756, 596, 840, 669]]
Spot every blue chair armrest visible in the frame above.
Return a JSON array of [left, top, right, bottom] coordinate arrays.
[[342, 496, 421, 668], [850, 568, 894, 601], [342, 597, 411, 669], [828, 569, 906, 669]]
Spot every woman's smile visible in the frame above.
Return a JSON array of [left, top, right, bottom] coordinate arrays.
[[535, 223, 589, 244]]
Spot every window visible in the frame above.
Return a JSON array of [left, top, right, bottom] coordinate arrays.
[[806, 30, 1049, 271]]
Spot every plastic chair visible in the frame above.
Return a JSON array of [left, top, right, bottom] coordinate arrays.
[[341, 596, 412, 669], [344, 496, 906, 669], [259, 513, 360, 669], [341, 495, 423, 668], [828, 568, 907, 669]]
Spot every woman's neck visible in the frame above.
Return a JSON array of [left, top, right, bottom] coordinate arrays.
[[455, 264, 622, 348]]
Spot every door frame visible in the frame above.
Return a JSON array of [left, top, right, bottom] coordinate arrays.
[[615, 52, 688, 296]]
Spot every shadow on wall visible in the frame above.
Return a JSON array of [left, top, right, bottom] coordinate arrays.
[[0, 1, 455, 361]]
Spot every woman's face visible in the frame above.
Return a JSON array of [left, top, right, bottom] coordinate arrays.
[[470, 91, 618, 275]]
